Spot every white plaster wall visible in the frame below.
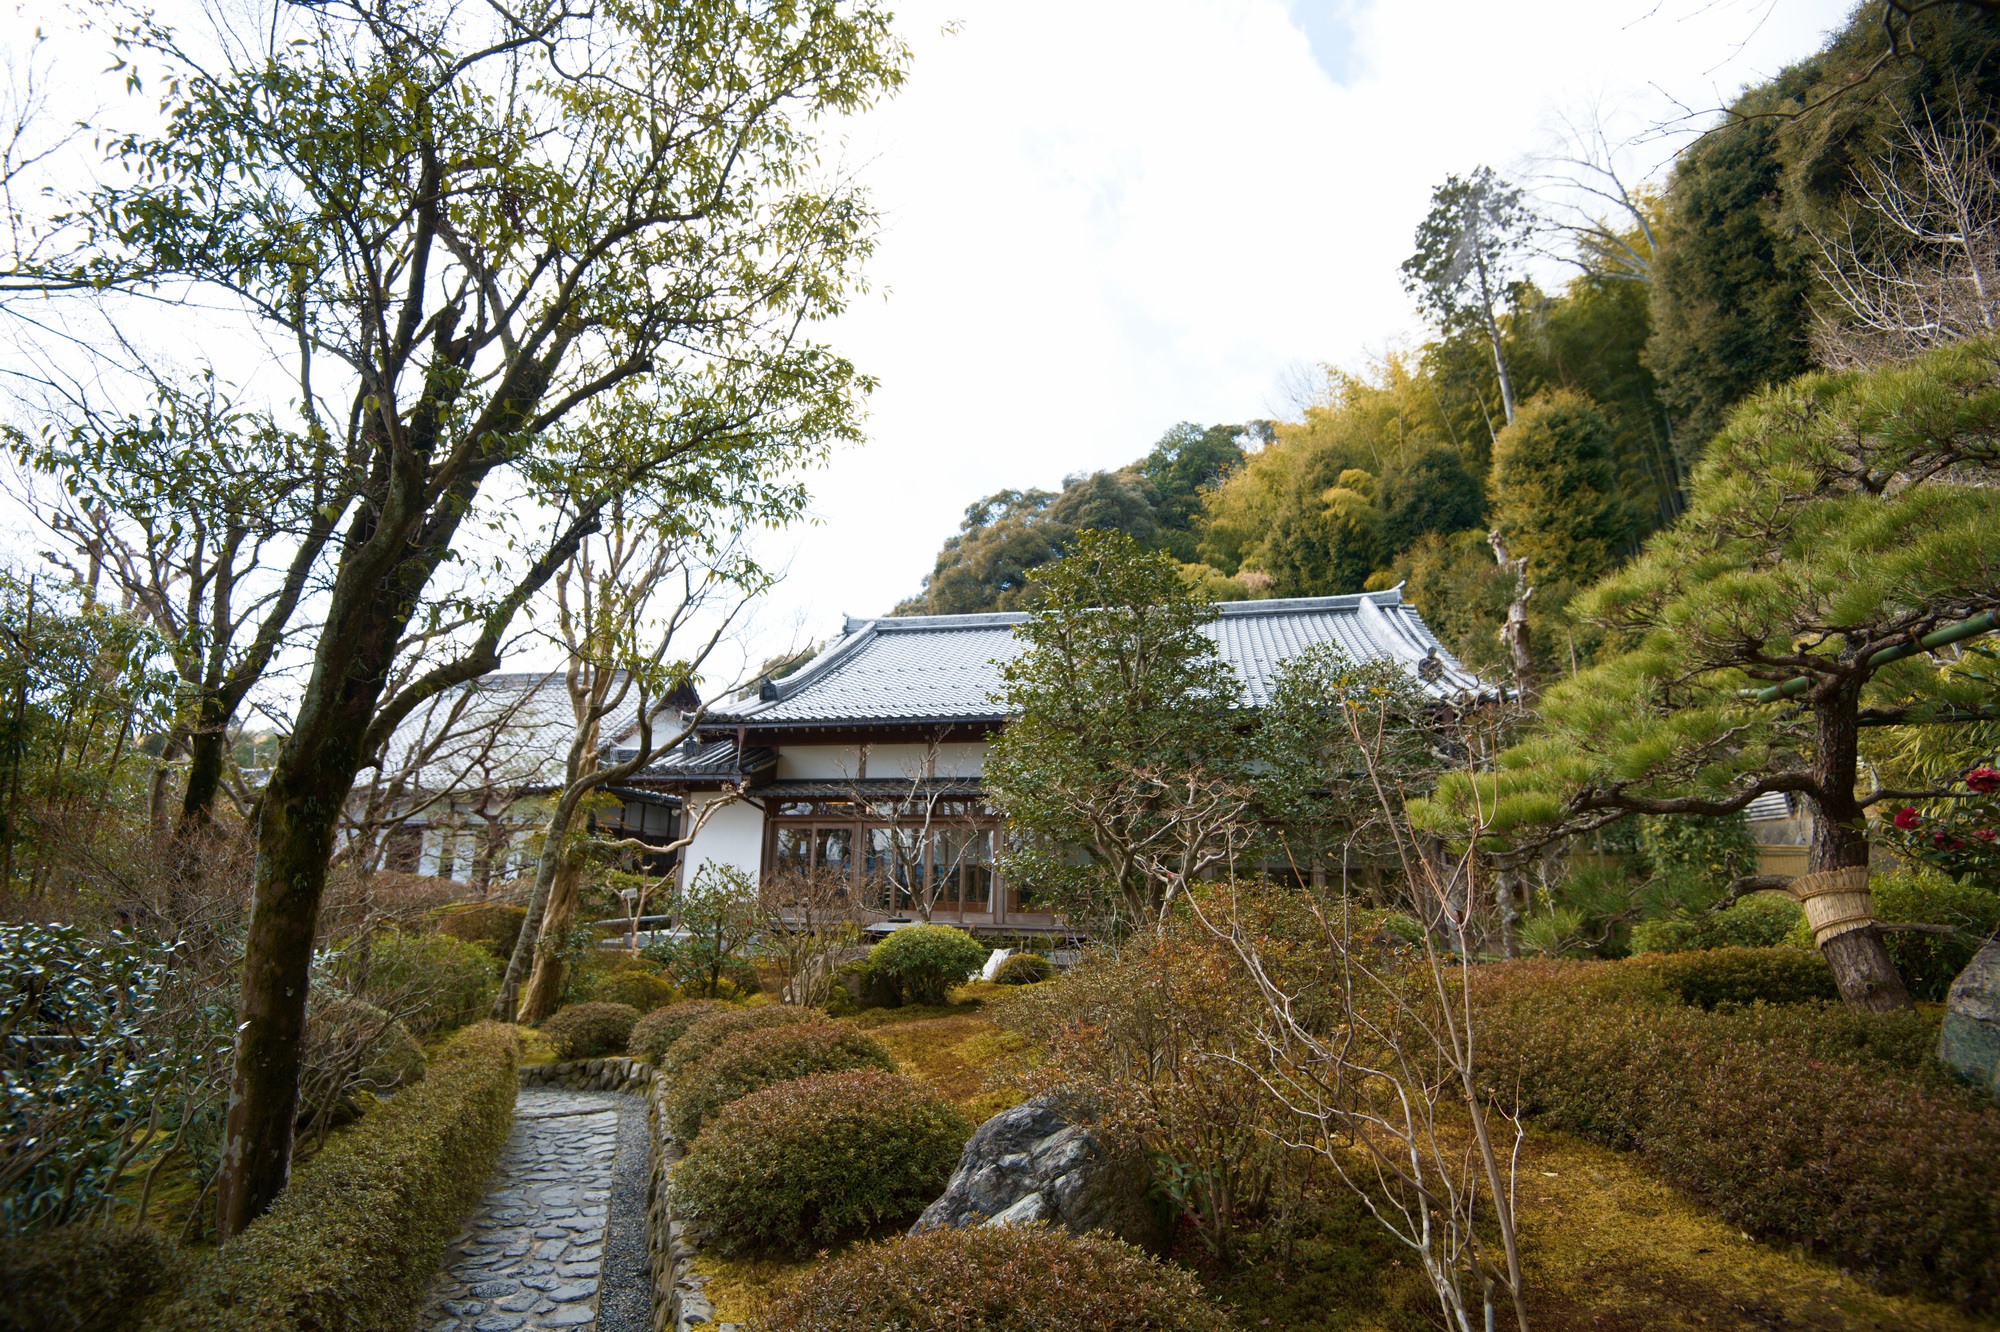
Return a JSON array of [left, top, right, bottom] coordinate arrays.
[[772, 740, 989, 780], [679, 794, 767, 888]]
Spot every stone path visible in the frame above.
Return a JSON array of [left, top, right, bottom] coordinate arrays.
[[421, 1089, 644, 1332]]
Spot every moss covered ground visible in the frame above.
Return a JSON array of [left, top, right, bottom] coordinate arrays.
[[689, 985, 1997, 1330]]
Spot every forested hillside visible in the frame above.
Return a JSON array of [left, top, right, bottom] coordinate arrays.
[[893, 3, 2000, 684]]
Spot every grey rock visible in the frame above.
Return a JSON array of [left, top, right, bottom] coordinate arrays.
[[473, 1317, 528, 1332], [548, 1284, 594, 1303], [911, 1097, 1163, 1251], [471, 1281, 520, 1298], [1941, 939, 2000, 1099], [542, 1308, 595, 1328]]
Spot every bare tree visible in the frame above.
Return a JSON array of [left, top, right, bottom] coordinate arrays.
[[1525, 100, 1660, 285], [758, 863, 860, 1005], [1189, 694, 1529, 1332], [1809, 87, 2000, 368], [1486, 530, 1536, 704], [498, 505, 764, 1022]]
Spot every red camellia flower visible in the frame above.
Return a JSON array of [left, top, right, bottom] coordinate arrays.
[[1976, 829, 1997, 843], [1934, 830, 1952, 847], [1966, 766, 2000, 794], [1893, 806, 1921, 830]]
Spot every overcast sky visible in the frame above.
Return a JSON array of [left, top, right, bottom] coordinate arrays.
[[2, 0, 1860, 703], [738, 0, 1855, 660]]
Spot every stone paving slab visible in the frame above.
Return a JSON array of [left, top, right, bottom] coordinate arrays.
[[422, 1089, 628, 1332]]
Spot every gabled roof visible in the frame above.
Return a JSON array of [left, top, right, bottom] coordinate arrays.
[[636, 736, 779, 781], [707, 589, 1489, 730]]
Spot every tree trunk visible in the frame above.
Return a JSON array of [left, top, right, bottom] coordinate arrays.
[[517, 853, 584, 1023], [179, 711, 230, 834], [494, 786, 588, 1020], [1805, 689, 1912, 1013], [214, 704, 367, 1237]]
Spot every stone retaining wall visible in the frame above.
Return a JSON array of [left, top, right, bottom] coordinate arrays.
[[645, 1077, 727, 1331], [520, 1056, 655, 1096]]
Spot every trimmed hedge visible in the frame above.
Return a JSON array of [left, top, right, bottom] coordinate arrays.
[[0, 1225, 192, 1332], [992, 952, 1056, 985], [1641, 946, 1838, 1008], [1473, 961, 2000, 1309], [765, 1223, 1234, 1331], [671, 1070, 969, 1256], [630, 999, 739, 1063], [662, 1021, 895, 1140], [142, 1021, 519, 1332], [588, 969, 678, 1013], [539, 1001, 640, 1059], [655, 1004, 817, 1080], [867, 924, 987, 1006]]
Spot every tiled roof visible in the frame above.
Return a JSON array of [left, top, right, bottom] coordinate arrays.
[[709, 589, 1490, 728], [635, 737, 779, 780], [377, 669, 636, 793], [1744, 792, 1796, 821]]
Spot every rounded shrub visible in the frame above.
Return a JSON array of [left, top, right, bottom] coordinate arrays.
[[589, 969, 678, 1013], [538, 1001, 640, 1060], [671, 1069, 969, 1256], [364, 930, 500, 1034], [1643, 946, 1839, 1008], [991, 952, 1056, 986], [630, 999, 739, 1063], [765, 1223, 1233, 1332], [663, 1021, 896, 1140], [867, 924, 987, 1006], [655, 1004, 818, 1080]]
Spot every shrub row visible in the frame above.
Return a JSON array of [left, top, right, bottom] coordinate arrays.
[[0, 1225, 192, 1332], [670, 1069, 968, 1256], [765, 1223, 1233, 1331], [142, 1021, 520, 1332], [1472, 960, 2000, 1309]]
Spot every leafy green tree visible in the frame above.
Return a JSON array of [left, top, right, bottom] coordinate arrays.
[[1138, 422, 1251, 562], [1488, 391, 1635, 588], [1379, 446, 1484, 552], [901, 490, 1065, 615], [1403, 167, 1532, 424], [1417, 337, 2000, 1012], [985, 530, 1246, 934], [32, 0, 906, 1234]]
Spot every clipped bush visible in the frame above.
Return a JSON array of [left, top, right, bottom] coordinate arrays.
[[991, 952, 1056, 985], [143, 1022, 519, 1332], [1473, 960, 2000, 1309], [433, 903, 526, 961], [765, 1223, 1233, 1332], [663, 1021, 895, 1140], [364, 930, 499, 1034], [1642, 946, 1838, 1008], [1630, 895, 1803, 954], [538, 1001, 640, 1060], [0, 1225, 193, 1332], [671, 1070, 968, 1256], [630, 999, 738, 1063], [655, 1004, 817, 1080], [589, 969, 678, 1013], [867, 924, 987, 1006]]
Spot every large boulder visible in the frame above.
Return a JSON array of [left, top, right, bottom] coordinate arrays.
[[1940, 939, 2000, 1100], [910, 1097, 1164, 1252]]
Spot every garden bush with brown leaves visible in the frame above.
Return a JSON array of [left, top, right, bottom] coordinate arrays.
[[765, 1223, 1233, 1331], [670, 1069, 966, 1255], [1473, 959, 2000, 1309], [662, 1021, 896, 1140], [652, 1003, 816, 1080], [629, 999, 738, 1063], [537, 1002, 639, 1060]]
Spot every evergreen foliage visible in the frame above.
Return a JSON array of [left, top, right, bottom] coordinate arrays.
[[864, 925, 988, 1006], [1489, 392, 1635, 589]]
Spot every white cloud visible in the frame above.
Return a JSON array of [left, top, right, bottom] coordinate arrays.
[[751, 0, 1850, 653]]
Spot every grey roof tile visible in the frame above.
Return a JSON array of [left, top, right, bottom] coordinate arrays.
[[710, 589, 1489, 727]]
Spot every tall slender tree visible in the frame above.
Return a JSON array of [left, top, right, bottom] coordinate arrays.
[[1403, 167, 1532, 426], [24, 0, 905, 1234]]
